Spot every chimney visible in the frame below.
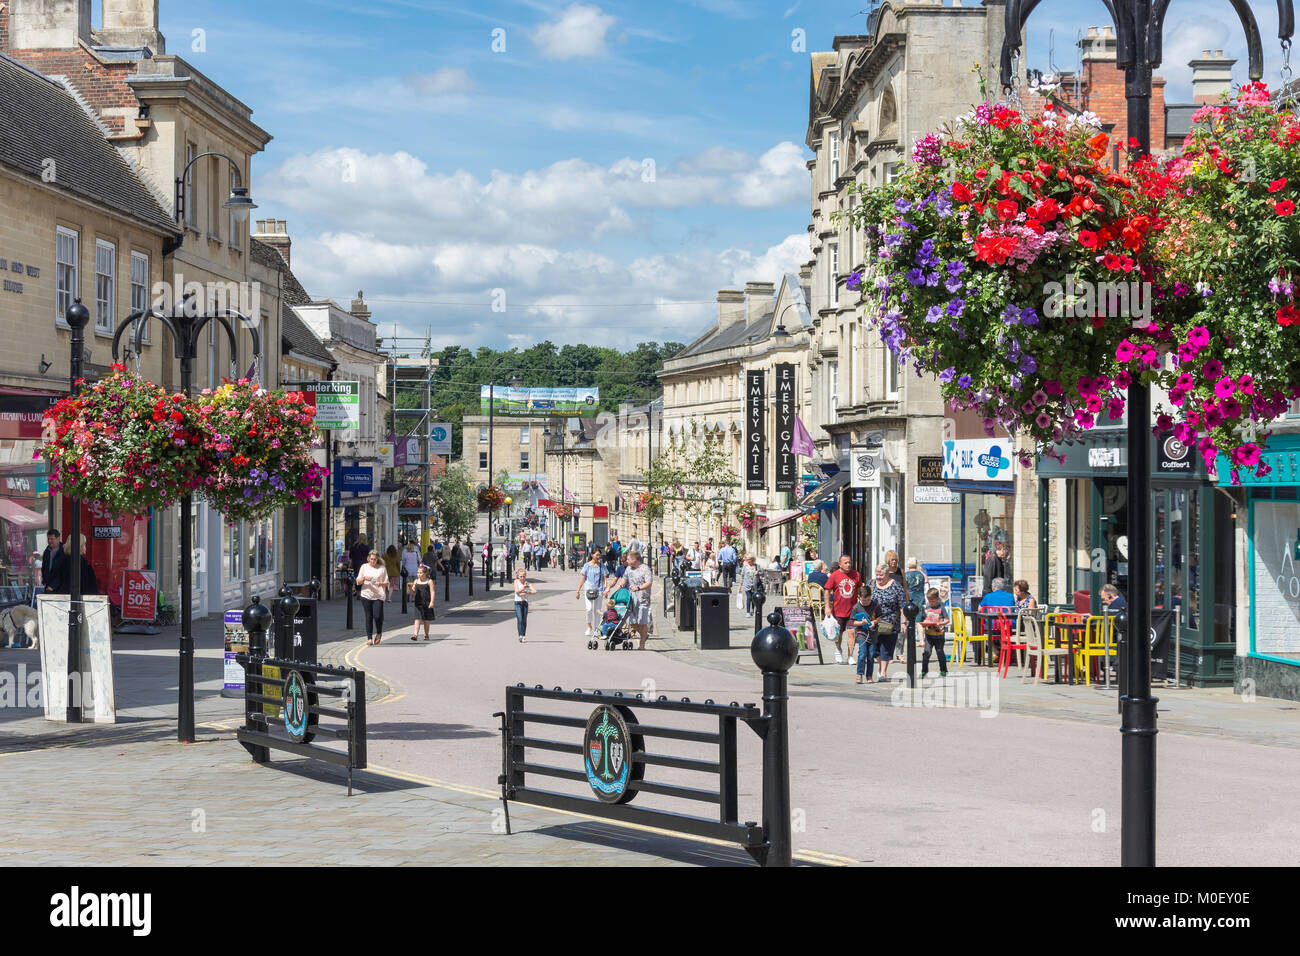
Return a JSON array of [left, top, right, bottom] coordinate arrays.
[[9, 0, 91, 49], [1190, 49, 1235, 104], [744, 280, 775, 323], [252, 218, 291, 268], [350, 290, 371, 323], [1079, 25, 1117, 62], [99, 0, 165, 52], [716, 289, 746, 329]]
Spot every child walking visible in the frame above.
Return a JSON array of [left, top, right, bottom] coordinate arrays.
[[920, 587, 951, 679]]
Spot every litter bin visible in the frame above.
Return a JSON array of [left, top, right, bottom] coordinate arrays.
[[695, 586, 730, 650], [273, 597, 319, 663], [676, 583, 697, 632]]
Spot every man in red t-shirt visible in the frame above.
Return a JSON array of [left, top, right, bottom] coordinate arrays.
[[823, 554, 862, 665]]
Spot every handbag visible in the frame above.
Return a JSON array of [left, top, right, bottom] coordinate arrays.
[[585, 588, 600, 600], [876, 619, 897, 635]]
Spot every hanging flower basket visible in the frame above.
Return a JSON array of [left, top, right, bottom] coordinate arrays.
[[197, 380, 325, 522], [552, 502, 575, 520], [1140, 83, 1300, 481], [41, 365, 212, 517], [635, 491, 663, 520], [719, 523, 740, 541], [477, 484, 505, 512], [736, 502, 758, 530], [851, 100, 1167, 460]]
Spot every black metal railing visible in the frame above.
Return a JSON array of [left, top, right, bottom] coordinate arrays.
[[495, 612, 799, 866], [234, 596, 368, 795]]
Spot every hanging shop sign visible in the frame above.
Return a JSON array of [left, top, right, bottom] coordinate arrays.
[[746, 371, 766, 490], [774, 364, 796, 492], [942, 439, 1014, 484], [850, 446, 882, 489], [429, 424, 453, 456], [305, 381, 360, 429]]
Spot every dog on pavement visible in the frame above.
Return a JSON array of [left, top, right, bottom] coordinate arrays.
[[1, 604, 39, 649]]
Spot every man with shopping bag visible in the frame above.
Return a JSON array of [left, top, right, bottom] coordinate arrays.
[[823, 554, 861, 665]]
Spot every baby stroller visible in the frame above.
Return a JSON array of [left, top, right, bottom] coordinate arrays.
[[588, 586, 635, 650]]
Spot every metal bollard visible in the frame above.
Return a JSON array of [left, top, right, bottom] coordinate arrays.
[[467, 538, 474, 596], [275, 585, 300, 661], [443, 557, 451, 603], [903, 601, 920, 688], [309, 577, 321, 601], [751, 611, 798, 867], [752, 576, 767, 636], [401, 566, 409, 615], [484, 546, 491, 593], [242, 595, 271, 760]]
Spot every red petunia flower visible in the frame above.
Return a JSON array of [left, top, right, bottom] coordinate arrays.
[[951, 182, 974, 203], [995, 199, 1019, 221], [1269, 177, 1288, 192], [1278, 305, 1300, 326], [1078, 230, 1099, 249], [1277, 200, 1295, 216], [973, 234, 1019, 265]]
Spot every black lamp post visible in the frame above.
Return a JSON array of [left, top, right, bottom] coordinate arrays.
[[485, 372, 524, 593], [544, 421, 569, 558], [63, 299, 91, 723], [1001, 0, 1293, 867], [175, 151, 257, 231], [112, 306, 260, 744]]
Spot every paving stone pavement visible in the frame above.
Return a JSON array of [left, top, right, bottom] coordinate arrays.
[[0, 724, 812, 867]]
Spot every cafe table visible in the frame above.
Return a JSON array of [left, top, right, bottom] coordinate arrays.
[[971, 609, 1015, 668]]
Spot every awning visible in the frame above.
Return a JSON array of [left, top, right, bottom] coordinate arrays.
[[797, 470, 848, 510], [945, 480, 1015, 496], [760, 509, 804, 532], [0, 497, 47, 530]]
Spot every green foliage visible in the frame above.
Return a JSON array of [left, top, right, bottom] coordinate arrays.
[[428, 462, 478, 542], [395, 341, 683, 458]]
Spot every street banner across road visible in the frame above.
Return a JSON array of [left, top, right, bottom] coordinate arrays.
[[480, 387, 599, 417]]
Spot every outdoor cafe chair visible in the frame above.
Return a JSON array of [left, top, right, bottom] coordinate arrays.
[[1019, 614, 1069, 684], [949, 607, 988, 666], [1076, 615, 1116, 686]]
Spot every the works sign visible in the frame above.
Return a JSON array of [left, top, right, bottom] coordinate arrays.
[[774, 363, 795, 492], [746, 370, 765, 490]]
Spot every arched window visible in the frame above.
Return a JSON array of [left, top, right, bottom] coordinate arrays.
[[879, 86, 898, 139]]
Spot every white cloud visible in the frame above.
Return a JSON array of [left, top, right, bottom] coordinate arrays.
[[260, 144, 809, 244], [533, 3, 617, 60], [281, 231, 808, 349], [404, 67, 474, 96]]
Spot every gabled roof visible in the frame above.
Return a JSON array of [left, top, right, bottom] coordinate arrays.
[[250, 238, 311, 305], [280, 301, 334, 365], [0, 52, 179, 236]]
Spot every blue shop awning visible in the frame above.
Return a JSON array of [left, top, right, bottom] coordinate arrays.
[[797, 470, 848, 510]]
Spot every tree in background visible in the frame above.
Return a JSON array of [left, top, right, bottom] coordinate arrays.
[[653, 418, 740, 548], [429, 462, 478, 546]]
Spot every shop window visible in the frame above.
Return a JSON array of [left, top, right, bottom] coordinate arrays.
[[1249, 499, 1300, 661], [130, 251, 150, 343]]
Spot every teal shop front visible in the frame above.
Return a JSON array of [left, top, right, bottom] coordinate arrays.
[[1218, 433, 1300, 701], [1037, 424, 1235, 686]]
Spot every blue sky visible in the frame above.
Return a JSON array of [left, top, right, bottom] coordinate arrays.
[[136, 0, 1282, 350]]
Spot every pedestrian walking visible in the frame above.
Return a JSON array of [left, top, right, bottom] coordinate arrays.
[[619, 549, 653, 650], [717, 539, 738, 590], [871, 564, 904, 679], [355, 550, 391, 646], [883, 549, 906, 592], [904, 556, 927, 654], [401, 542, 421, 581], [349, 535, 370, 574], [409, 564, 436, 640], [919, 588, 951, 679], [823, 554, 862, 665], [576, 550, 607, 637], [383, 545, 401, 601], [514, 568, 537, 642], [740, 555, 759, 614], [853, 584, 882, 684]]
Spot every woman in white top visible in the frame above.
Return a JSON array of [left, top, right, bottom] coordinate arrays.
[[401, 542, 421, 581], [355, 550, 391, 646], [702, 557, 719, 586], [513, 568, 538, 643]]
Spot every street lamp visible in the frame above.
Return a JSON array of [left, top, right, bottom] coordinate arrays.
[[501, 496, 513, 584], [543, 420, 570, 557], [112, 304, 261, 744], [485, 371, 524, 592], [61, 299, 91, 723], [175, 151, 256, 227], [1000, 0, 1290, 867]]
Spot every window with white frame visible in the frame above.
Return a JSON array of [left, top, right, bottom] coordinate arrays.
[[521, 451, 530, 471], [95, 240, 115, 332], [248, 517, 275, 576], [130, 251, 150, 343], [478, 451, 488, 470], [828, 360, 839, 424], [883, 162, 901, 183], [56, 227, 78, 322], [479, 427, 489, 443], [520, 426, 530, 444], [828, 242, 840, 307], [830, 132, 841, 183], [887, 348, 901, 400], [847, 196, 857, 266]]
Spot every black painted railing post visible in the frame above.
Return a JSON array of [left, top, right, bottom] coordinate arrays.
[[468, 537, 474, 597], [276, 586, 299, 661], [339, 563, 354, 630], [752, 577, 767, 636], [242, 596, 271, 761], [752, 611, 798, 868], [400, 566, 409, 615], [903, 601, 920, 688]]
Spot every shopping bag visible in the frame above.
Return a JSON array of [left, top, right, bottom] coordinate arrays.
[[735, 590, 745, 611], [820, 616, 840, 643]]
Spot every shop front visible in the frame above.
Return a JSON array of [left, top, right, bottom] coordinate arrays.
[[0, 388, 60, 602], [942, 438, 1015, 599], [334, 459, 381, 565], [1222, 433, 1300, 700], [1037, 426, 1233, 686]]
